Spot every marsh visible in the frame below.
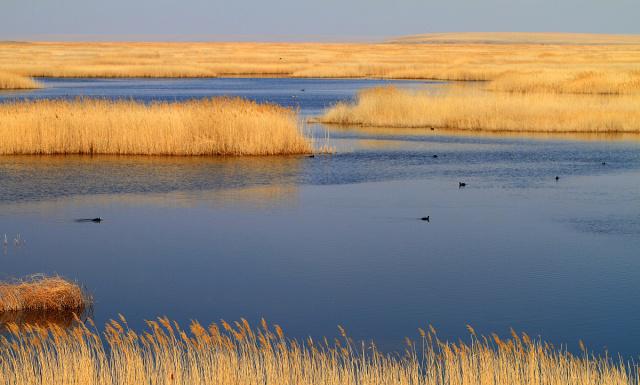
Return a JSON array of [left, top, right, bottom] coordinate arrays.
[[1, 77, 640, 357]]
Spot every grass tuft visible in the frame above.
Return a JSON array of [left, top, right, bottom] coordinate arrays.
[[0, 275, 90, 312]]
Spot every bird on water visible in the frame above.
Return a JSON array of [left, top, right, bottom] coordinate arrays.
[[75, 217, 103, 223], [421, 216, 430, 222]]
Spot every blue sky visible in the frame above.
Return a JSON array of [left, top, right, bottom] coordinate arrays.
[[2, 0, 639, 40]]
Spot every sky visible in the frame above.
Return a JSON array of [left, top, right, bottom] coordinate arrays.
[[2, 0, 639, 41]]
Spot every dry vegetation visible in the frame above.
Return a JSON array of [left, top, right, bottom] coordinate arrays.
[[318, 86, 640, 133], [0, 317, 635, 385], [390, 32, 640, 45], [1, 34, 639, 93], [0, 72, 41, 89], [487, 70, 640, 95], [0, 275, 88, 312], [0, 98, 312, 156]]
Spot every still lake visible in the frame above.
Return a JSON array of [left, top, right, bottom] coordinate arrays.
[[1, 78, 640, 355]]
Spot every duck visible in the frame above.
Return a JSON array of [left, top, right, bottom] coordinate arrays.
[[420, 216, 430, 222], [459, 182, 466, 188]]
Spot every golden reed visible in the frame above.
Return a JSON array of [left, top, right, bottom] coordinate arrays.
[[1, 33, 639, 94], [0, 98, 313, 156], [0, 275, 89, 312], [0, 316, 635, 385], [0, 72, 41, 90], [319, 86, 640, 133]]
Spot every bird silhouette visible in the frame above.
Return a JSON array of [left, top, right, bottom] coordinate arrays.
[[421, 216, 430, 222]]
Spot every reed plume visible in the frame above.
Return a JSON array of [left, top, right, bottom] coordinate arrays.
[[0, 316, 634, 385]]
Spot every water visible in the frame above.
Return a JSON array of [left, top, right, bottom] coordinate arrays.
[[1, 78, 640, 356]]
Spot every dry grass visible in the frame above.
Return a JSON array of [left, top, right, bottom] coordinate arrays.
[[0, 72, 41, 89], [1, 35, 639, 93], [318, 86, 640, 133], [487, 70, 640, 94], [0, 316, 635, 385], [0, 98, 313, 156], [0, 275, 89, 312]]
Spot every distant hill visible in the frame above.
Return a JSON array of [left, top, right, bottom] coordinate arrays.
[[389, 32, 640, 45]]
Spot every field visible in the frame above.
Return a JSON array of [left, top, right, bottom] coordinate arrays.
[[0, 98, 313, 156], [318, 86, 640, 132], [1, 33, 639, 94]]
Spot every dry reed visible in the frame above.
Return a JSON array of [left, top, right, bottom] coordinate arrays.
[[319, 86, 640, 133], [0, 72, 41, 89], [0, 275, 89, 312], [487, 70, 640, 95], [0, 98, 313, 156], [1, 35, 639, 94], [0, 316, 635, 385]]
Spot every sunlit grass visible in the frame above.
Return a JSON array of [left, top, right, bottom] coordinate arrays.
[[487, 70, 640, 95], [318, 86, 640, 133], [1, 35, 639, 93], [0, 72, 41, 90], [0, 316, 635, 385], [0, 98, 313, 156], [0, 275, 89, 312]]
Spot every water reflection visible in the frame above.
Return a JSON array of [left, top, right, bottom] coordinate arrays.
[[0, 155, 304, 205], [326, 124, 640, 143], [0, 307, 92, 331]]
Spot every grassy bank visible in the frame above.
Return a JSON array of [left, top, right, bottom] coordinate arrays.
[[0, 317, 634, 385], [0, 98, 312, 156], [1, 34, 639, 93], [318, 86, 640, 133], [0, 72, 41, 90], [0, 275, 88, 312]]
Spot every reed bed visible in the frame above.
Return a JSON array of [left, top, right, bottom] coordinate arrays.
[[487, 70, 640, 95], [391, 32, 640, 45], [319, 86, 640, 133], [0, 98, 312, 156], [1, 35, 639, 94], [0, 275, 89, 312], [0, 316, 636, 385], [0, 72, 41, 90]]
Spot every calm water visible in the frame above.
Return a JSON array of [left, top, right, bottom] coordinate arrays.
[[1, 78, 640, 355]]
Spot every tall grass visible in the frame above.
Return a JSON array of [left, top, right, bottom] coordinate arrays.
[[0, 72, 41, 89], [0, 316, 635, 385], [0, 275, 89, 312], [319, 86, 640, 133], [0, 98, 313, 156], [487, 70, 640, 94], [1, 36, 639, 93]]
